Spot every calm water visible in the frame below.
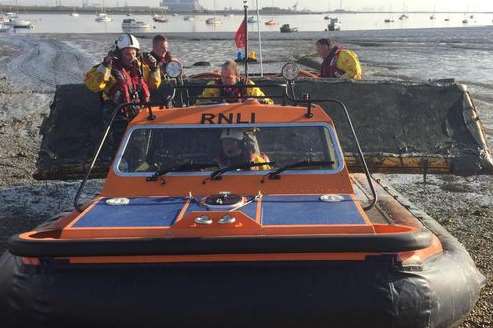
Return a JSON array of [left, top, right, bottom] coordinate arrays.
[[3, 12, 493, 34]]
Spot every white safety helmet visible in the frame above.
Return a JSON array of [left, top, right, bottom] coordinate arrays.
[[220, 129, 244, 141], [115, 34, 140, 51]]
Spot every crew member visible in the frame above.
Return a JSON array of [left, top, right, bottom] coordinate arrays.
[[218, 128, 271, 170], [316, 38, 362, 80], [85, 33, 161, 110], [143, 34, 173, 79], [198, 60, 273, 105], [84, 34, 161, 159]]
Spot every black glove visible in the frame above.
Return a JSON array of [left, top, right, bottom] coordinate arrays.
[[145, 53, 158, 71]]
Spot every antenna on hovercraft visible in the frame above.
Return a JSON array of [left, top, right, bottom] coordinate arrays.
[[73, 102, 133, 212]]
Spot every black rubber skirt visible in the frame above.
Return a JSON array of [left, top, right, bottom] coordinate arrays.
[[0, 224, 485, 328]]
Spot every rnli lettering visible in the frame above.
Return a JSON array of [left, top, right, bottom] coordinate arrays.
[[200, 113, 256, 124]]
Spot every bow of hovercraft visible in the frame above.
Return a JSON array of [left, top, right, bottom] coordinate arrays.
[[0, 100, 485, 328]]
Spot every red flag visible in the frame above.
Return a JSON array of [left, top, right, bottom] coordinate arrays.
[[235, 19, 247, 49]]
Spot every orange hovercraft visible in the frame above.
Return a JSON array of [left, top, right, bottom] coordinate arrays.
[[0, 62, 485, 328]]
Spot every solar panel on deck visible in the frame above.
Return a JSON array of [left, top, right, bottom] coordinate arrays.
[[74, 197, 185, 228], [260, 195, 365, 225]]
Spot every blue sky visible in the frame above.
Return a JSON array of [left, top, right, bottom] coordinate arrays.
[[5, 1, 493, 11]]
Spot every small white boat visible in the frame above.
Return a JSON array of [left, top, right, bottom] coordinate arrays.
[[0, 24, 10, 32], [95, 13, 112, 22], [9, 19, 33, 28], [152, 15, 168, 23], [122, 18, 152, 30], [70, 12, 79, 17], [184, 16, 194, 21], [247, 16, 256, 23], [206, 17, 222, 25], [6, 12, 18, 19], [0, 15, 9, 24], [327, 17, 341, 31]]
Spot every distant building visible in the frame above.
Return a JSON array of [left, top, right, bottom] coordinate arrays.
[[160, 0, 203, 11]]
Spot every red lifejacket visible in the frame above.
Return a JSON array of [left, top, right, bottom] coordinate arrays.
[[218, 80, 245, 103], [108, 61, 150, 105], [320, 46, 346, 78]]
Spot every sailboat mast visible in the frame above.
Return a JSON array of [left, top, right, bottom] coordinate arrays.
[[244, 1, 249, 79], [256, 0, 264, 76], [213, 0, 216, 21]]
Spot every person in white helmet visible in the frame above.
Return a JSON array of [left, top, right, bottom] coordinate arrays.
[[217, 128, 271, 170], [84, 34, 161, 161], [85, 34, 161, 106]]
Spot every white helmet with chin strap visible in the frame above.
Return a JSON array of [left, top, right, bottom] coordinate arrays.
[[115, 34, 140, 51]]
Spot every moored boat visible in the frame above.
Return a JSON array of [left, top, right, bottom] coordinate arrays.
[[9, 19, 33, 28], [327, 17, 341, 31], [122, 18, 153, 30], [247, 16, 256, 23], [95, 13, 112, 22], [152, 14, 168, 23], [206, 17, 222, 25], [280, 23, 298, 33], [0, 14, 9, 24]]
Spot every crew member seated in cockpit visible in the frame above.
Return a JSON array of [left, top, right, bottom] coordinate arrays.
[[217, 128, 271, 170], [197, 60, 273, 105]]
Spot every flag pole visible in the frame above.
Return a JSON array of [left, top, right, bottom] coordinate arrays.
[[256, 0, 264, 77], [243, 0, 249, 80]]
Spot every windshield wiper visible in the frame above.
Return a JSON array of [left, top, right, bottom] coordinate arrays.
[[209, 161, 275, 181], [265, 160, 335, 180], [146, 162, 219, 182]]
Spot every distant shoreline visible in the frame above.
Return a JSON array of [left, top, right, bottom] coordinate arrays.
[[1, 6, 492, 16]]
